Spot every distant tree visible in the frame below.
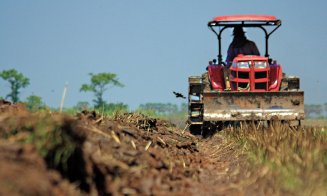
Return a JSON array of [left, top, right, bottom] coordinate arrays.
[[304, 104, 323, 118], [139, 103, 161, 114], [180, 103, 188, 113], [324, 103, 327, 116], [75, 101, 90, 111], [139, 103, 178, 115], [103, 102, 128, 113], [25, 95, 45, 111], [80, 72, 124, 108], [0, 69, 30, 103], [165, 103, 178, 114]]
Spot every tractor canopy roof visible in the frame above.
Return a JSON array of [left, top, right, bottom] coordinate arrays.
[[207, 14, 282, 63], [208, 14, 281, 27]]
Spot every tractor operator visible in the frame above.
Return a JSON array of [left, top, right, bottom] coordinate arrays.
[[226, 26, 260, 67]]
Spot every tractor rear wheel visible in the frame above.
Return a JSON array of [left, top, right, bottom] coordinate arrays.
[[189, 124, 202, 135]]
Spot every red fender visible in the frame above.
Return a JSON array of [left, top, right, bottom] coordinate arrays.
[[269, 63, 282, 91], [207, 65, 225, 91]]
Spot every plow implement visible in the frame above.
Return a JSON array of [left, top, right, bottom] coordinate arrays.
[[188, 76, 304, 130], [202, 91, 304, 121]]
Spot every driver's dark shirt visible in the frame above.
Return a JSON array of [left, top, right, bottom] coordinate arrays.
[[226, 39, 260, 66]]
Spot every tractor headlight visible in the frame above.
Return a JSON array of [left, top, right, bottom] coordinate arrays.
[[237, 62, 250, 69], [254, 61, 267, 69]]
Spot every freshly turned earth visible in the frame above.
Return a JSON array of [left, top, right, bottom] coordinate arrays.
[[0, 100, 273, 196]]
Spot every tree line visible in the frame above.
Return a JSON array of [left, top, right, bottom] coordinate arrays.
[[1, 68, 326, 118], [305, 104, 327, 118], [0, 68, 124, 111], [0, 68, 187, 115]]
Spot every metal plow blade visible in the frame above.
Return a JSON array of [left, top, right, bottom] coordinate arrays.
[[203, 91, 304, 121]]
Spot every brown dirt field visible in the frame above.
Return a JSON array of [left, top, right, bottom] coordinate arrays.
[[0, 101, 307, 195]]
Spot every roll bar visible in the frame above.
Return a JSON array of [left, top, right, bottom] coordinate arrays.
[[208, 15, 282, 64]]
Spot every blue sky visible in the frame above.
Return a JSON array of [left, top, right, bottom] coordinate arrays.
[[1, 0, 326, 109]]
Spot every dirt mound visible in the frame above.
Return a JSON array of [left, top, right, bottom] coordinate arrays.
[[3, 103, 296, 195], [0, 140, 80, 196], [0, 100, 27, 114], [0, 106, 205, 195], [75, 111, 200, 195]]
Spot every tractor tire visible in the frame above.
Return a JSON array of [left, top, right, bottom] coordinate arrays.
[[189, 124, 202, 135]]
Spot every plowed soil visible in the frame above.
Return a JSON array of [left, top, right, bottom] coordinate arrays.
[[0, 101, 275, 196]]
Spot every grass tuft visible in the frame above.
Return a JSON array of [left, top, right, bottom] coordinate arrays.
[[224, 121, 327, 195]]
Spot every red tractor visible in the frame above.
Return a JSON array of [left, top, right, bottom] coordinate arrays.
[[188, 15, 304, 133]]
